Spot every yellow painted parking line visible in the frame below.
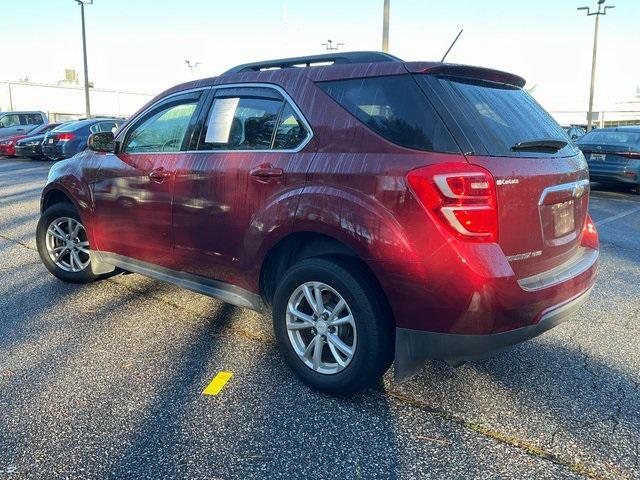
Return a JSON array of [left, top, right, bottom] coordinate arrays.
[[202, 371, 233, 396]]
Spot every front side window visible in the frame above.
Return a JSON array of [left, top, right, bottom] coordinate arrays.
[[0, 114, 20, 128], [124, 101, 198, 153], [199, 96, 283, 151], [318, 75, 460, 153]]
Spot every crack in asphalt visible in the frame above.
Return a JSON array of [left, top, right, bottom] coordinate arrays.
[[0, 229, 628, 480]]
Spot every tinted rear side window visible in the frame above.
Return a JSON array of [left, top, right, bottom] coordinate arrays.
[[421, 75, 576, 157], [318, 75, 460, 153]]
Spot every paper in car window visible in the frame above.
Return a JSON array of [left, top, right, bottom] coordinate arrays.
[[205, 98, 240, 143]]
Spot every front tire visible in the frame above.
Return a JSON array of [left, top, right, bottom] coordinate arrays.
[[273, 257, 393, 394], [36, 203, 99, 284]]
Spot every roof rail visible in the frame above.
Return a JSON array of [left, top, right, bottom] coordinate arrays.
[[223, 51, 403, 74]]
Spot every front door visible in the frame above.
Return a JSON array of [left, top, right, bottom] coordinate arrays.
[[172, 85, 314, 289], [92, 91, 204, 268]]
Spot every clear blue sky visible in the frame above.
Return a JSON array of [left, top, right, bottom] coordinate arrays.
[[4, 0, 639, 110]]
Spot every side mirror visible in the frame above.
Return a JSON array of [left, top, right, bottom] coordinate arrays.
[[88, 132, 115, 153]]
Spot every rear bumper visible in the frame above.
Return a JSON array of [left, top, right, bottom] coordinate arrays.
[[394, 286, 593, 380], [42, 144, 72, 160], [15, 145, 42, 158], [589, 170, 640, 186]]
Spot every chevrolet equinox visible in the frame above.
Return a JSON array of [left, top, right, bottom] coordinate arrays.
[[37, 52, 599, 393]]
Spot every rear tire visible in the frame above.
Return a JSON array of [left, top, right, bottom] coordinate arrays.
[[36, 203, 100, 284], [272, 257, 393, 394]]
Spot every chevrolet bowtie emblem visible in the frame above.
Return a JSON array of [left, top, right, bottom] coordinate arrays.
[[573, 184, 585, 197]]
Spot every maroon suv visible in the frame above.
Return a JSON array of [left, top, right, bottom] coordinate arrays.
[[37, 52, 599, 393]]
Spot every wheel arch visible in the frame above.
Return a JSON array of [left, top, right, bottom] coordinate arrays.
[[259, 231, 394, 326], [41, 187, 75, 213]]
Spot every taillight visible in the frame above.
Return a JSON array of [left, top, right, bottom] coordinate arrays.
[[57, 133, 75, 142], [618, 151, 640, 159], [406, 163, 498, 242], [581, 214, 598, 250]]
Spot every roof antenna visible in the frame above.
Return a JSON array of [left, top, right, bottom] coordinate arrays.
[[441, 28, 463, 62]]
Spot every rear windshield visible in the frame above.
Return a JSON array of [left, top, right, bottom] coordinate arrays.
[[317, 75, 460, 153], [578, 130, 640, 146], [53, 121, 84, 132], [419, 75, 576, 157]]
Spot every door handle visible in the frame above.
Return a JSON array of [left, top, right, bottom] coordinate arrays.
[[149, 168, 171, 182], [250, 164, 283, 179]]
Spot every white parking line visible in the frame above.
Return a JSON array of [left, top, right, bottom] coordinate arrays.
[[594, 205, 640, 227]]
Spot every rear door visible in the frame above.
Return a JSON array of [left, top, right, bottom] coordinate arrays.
[[417, 72, 589, 278], [24, 113, 45, 131], [171, 85, 314, 286]]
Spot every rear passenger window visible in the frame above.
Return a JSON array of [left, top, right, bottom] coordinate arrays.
[[97, 122, 117, 133], [273, 104, 308, 150], [318, 75, 460, 153], [25, 114, 44, 125], [199, 96, 283, 150]]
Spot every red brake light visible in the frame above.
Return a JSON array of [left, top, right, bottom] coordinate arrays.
[[618, 151, 640, 159], [406, 163, 498, 242], [57, 133, 75, 141], [581, 214, 598, 249]]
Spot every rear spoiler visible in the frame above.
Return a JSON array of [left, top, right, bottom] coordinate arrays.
[[405, 62, 526, 88]]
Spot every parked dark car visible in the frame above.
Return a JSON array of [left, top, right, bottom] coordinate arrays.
[[37, 52, 598, 393], [14, 123, 69, 159], [0, 111, 48, 140], [577, 126, 640, 194], [42, 118, 123, 161], [1, 123, 61, 157]]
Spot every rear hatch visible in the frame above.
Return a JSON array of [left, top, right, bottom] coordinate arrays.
[[411, 65, 589, 278]]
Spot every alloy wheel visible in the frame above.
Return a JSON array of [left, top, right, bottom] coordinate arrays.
[[45, 217, 91, 273], [286, 281, 357, 375]]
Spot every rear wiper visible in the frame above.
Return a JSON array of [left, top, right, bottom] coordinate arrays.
[[511, 139, 568, 152]]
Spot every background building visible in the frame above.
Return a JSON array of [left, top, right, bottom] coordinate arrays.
[[0, 77, 153, 121]]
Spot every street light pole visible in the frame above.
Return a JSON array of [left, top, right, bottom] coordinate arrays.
[[185, 60, 201, 76], [382, 0, 390, 53], [75, 0, 92, 118], [578, 0, 615, 132]]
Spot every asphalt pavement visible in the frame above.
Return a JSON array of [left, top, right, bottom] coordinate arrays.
[[0, 158, 638, 480]]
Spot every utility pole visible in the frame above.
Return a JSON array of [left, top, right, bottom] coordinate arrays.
[[8, 82, 13, 111], [321, 40, 344, 51], [75, 0, 93, 118], [382, 0, 390, 53], [185, 60, 201, 76], [578, 0, 615, 132]]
